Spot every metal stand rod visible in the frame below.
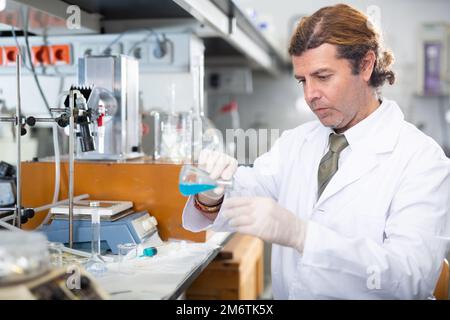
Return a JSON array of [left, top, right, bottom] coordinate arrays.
[[16, 54, 22, 229], [49, 108, 66, 113], [32, 118, 56, 123], [0, 117, 16, 122], [68, 90, 75, 248], [1, 61, 86, 236], [0, 215, 15, 222], [0, 219, 23, 231]]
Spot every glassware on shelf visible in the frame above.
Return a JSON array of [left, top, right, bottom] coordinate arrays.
[[160, 112, 193, 163]]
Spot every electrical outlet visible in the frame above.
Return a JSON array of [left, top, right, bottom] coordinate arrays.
[[127, 41, 150, 64], [98, 42, 123, 56], [50, 44, 72, 65], [206, 67, 253, 94], [147, 40, 173, 65], [32, 45, 52, 66], [3, 46, 19, 66], [79, 44, 99, 57]]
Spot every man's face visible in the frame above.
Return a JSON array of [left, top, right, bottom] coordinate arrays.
[[292, 43, 370, 132]]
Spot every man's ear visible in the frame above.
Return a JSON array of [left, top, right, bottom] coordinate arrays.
[[360, 50, 376, 82]]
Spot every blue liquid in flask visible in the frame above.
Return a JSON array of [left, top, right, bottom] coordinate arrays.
[[179, 183, 216, 196]]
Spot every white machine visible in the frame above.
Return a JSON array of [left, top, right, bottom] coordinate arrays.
[[40, 200, 160, 254]]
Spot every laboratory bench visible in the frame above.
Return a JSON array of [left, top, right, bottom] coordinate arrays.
[[96, 232, 265, 300], [97, 232, 232, 300]]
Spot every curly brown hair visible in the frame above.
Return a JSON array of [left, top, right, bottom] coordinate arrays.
[[289, 4, 395, 88]]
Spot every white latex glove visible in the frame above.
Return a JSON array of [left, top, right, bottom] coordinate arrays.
[[198, 149, 238, 201], [222, 197, 308, 253]]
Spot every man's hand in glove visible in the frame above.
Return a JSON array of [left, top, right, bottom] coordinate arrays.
[[222, 197, 308, 253], [197, 149, 238, 204]]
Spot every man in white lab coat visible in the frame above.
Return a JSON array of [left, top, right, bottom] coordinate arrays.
[[182, 4, 450, 299]]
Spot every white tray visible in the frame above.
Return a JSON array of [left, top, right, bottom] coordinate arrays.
[[49, 200, 133, 216]]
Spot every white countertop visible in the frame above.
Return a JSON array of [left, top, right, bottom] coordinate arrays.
[[96, 232, 231, 299]]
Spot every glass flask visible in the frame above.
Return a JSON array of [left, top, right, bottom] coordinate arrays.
[[178, 164, 233, 196]]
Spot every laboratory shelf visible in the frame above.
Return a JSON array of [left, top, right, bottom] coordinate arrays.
[[2, 0, 289, 74]]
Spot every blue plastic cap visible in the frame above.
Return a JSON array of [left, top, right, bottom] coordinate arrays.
[[142, 247, 158, 257]]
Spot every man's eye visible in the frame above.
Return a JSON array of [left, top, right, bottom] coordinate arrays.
[[318, 75, 331, 81], [297, 79, 305, 85]]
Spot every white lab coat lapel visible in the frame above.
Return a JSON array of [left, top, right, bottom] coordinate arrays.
[[314, 103, 404, 208], [315, 149, 379, 207], [294, 125, 332, 219]]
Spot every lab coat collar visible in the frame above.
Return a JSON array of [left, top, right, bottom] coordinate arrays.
[[344, 99, 404, 154], [304, 98, 404, 155], [314, 99, 405, 207]]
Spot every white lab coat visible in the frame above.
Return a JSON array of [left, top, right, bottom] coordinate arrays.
[[182, 99, 450, 299]]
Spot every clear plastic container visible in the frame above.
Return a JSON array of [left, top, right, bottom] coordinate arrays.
[[0, 231, 50, 285]]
